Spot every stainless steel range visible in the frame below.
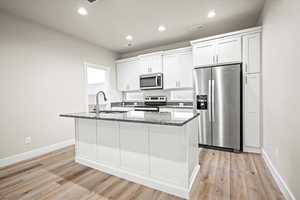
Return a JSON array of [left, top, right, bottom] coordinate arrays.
[[134, 96, 167, 112]]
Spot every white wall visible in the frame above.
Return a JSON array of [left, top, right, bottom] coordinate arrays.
[[260, 0, 300, 198], [0, 12, 120, 158]]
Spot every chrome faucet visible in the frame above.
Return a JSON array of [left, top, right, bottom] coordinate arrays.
[[96, 91, 107, 115]]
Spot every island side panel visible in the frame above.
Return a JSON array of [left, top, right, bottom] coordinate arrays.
[[76, 119, 97, 161], [148, 124, 188, 188], [96, 120, 120, 167], [119, 122, 149, 176], [186, 117, 200, 188]]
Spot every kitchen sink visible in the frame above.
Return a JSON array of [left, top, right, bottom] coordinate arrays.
[[90, 110, 128, 114]]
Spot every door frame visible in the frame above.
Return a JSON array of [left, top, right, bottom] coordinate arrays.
[[83, 62, 111, 112]]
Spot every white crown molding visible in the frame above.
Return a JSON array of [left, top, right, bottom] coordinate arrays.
[[262, 149, 296, 200], [190, 26, 262, 45], [0, 139, 75, 168]]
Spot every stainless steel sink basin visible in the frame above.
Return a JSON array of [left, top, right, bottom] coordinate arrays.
[[90, 110, 128, 114]]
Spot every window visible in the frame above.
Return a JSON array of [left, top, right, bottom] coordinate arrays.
[[170, 90, 193, 101], [87, 67, 106, 84], [125, 92, 144, 101], [85, 64, 109, 107]]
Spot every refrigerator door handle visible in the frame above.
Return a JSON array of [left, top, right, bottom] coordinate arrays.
[[212, 80, 215, 122], [208, 80, 212, 122]]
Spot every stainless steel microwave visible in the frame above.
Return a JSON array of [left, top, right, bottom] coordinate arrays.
[[140, 73, 163, 90]]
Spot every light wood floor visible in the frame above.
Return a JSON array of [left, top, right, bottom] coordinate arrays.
[[0, 146, 284, 200]]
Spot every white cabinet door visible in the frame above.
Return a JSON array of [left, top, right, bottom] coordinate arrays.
[[178, 50, 193, 88], [139, 54, 163, 74], [163, 49, 193, 89], [216, 36, 242, 64], [244, 74, 261, 148], [117, 61, 129, 91], [116, 58, 140, 91], [163, 54, 179, 89], [150, 54, 163, 73], [193, 42, 216, 67], [128, 60, 142, 91], [243, 33, 261, 73]]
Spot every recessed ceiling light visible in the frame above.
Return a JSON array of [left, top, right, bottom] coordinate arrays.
[[208, 10, 216, 18], [126, 35, 133, 41], [78, 7, 88, 16], [158, 25, 166, 32]]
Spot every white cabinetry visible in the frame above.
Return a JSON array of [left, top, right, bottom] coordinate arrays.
[[244, 74, 261, 151], [139, 52, 163, 74], [192, 36, 241, 67], [243, 33, 261, 73], [193, 42, 215, 66], [75, 117, 200, 199], [242, 31, 262, 153], [163, 48, 193, 89], [191, 27, 262, 153], [216, 37, 242, 64], [116, 58, 141, 91]]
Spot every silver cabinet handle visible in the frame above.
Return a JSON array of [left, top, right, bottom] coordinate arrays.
[[245, 76, 248, 85], [213, 55, 215, 64], [212, 80, 215, 122], [245, 63, 248, 73], [208, 80, 212, 122], [216, 55, 219, 64]]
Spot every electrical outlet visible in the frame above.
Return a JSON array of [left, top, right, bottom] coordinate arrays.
[[25, 137, 31, 144]]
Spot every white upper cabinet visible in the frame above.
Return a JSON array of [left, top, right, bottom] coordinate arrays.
[[192, 36, 242, 67], [178, 50, 193, 88], [163, 48, 193, 89], [163, 54, 179, 89], [216, 37, 242, 64], [243, 33, 261, 74], [193, 42, 216, 67], [116, 58, 140, 91], [139, 52, 163, 74]]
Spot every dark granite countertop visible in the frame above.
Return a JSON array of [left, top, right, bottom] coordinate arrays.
[[60, 110, 199, 126]]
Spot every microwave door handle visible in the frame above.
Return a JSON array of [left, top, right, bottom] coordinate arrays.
[[156, 76, 158, 86]]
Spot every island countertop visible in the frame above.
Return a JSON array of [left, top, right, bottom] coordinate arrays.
[[60, 110, 199, 126]]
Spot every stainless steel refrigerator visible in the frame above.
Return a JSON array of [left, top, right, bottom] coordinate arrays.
[[193, 63, 242, 151]]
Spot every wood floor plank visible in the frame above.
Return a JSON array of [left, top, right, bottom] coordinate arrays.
[[0, 145, 284, 200]]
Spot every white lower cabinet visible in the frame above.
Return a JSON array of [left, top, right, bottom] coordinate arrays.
[[244, 73, 261, 152], [75, 117, 200, 199]]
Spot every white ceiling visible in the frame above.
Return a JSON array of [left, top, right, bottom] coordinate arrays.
[[0, 0, 265, 54]]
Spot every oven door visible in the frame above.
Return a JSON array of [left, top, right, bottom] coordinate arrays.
[[140, 74, 163, 90]]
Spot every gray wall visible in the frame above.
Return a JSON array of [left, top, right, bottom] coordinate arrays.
[[260, 0, 300, 198], [0, 12, 120, 158]]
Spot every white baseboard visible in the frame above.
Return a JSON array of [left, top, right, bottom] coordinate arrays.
[[0, 139, 75, 168], [244, 146, 261, 154], [189, 165, 200, 191], [262, 149, 296, 200], [76, 157, 199, 199]]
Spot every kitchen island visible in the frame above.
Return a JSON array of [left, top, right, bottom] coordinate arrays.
[[60, 110, 200, 199]]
